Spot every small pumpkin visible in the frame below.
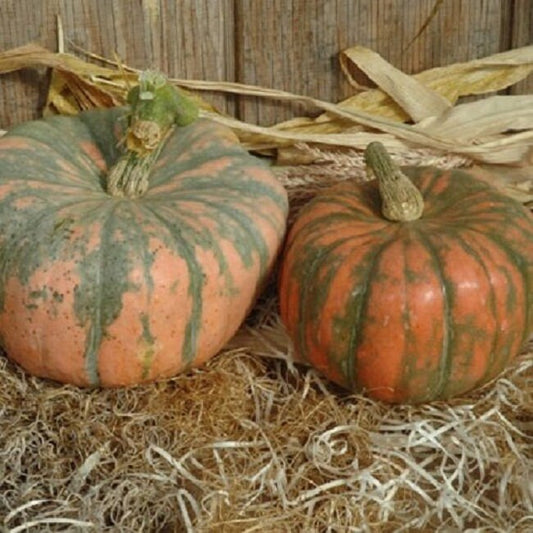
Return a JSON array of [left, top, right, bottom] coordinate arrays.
[[279, 142, 533, 403], [0, 72, 288, 387]]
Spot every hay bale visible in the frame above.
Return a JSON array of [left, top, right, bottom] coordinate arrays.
[[0, 341, 531, 532]]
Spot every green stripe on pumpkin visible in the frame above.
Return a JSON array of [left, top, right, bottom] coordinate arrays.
[[450, 229, 504, 386], [139, 204, 205, 366], [73, 202, 141, 386], [410, 228, 454, 400], [342, 233, 409, 391], [293, 236, 354, 364], [465, 225, 531, 345]]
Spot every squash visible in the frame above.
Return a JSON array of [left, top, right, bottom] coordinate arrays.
[[0, 72, 288, 387], [278, 142, 533, 403]]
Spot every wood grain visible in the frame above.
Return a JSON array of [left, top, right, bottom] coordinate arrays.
[[510, 0, 533, 95], [235, 0, 519, 125], [0, 0, 59, 128], [0, 0, 530, 129], [0, 0, 237, 127]]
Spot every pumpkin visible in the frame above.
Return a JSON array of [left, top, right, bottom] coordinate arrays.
[[0, 72, 288, 387], [279, 142, 533, 403]]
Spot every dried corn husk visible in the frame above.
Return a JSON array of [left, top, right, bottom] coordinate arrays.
[[0, 43, 532, 186]]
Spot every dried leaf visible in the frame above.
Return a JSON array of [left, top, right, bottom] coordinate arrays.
[[45, 69, 122, 115], [0, 43, 116, 78], [416, 95, 533, 141], [45, 71, 82, 115], [331, 45, 533, 122], [1, 43, 533, 167], [203, 110, 414, 154], [340, 46, 451, 122]]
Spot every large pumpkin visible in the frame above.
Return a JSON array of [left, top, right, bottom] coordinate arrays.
[[279, 142, 533, 403], [0, 76, 288, 387]]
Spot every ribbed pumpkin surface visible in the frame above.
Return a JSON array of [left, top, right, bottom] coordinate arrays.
[[0, 108, 288, 387], [279, 167, 533, 403]]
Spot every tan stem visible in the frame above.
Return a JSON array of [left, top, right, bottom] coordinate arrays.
[[106, 150, 158, 199], [364, 141, 424, 222]]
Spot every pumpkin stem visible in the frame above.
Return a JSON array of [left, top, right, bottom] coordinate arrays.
[[106, 70, 199, 198], [364, 141, 424, 221]]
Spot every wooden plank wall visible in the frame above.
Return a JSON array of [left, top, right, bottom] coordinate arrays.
[[0, 0, 531, 129]]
